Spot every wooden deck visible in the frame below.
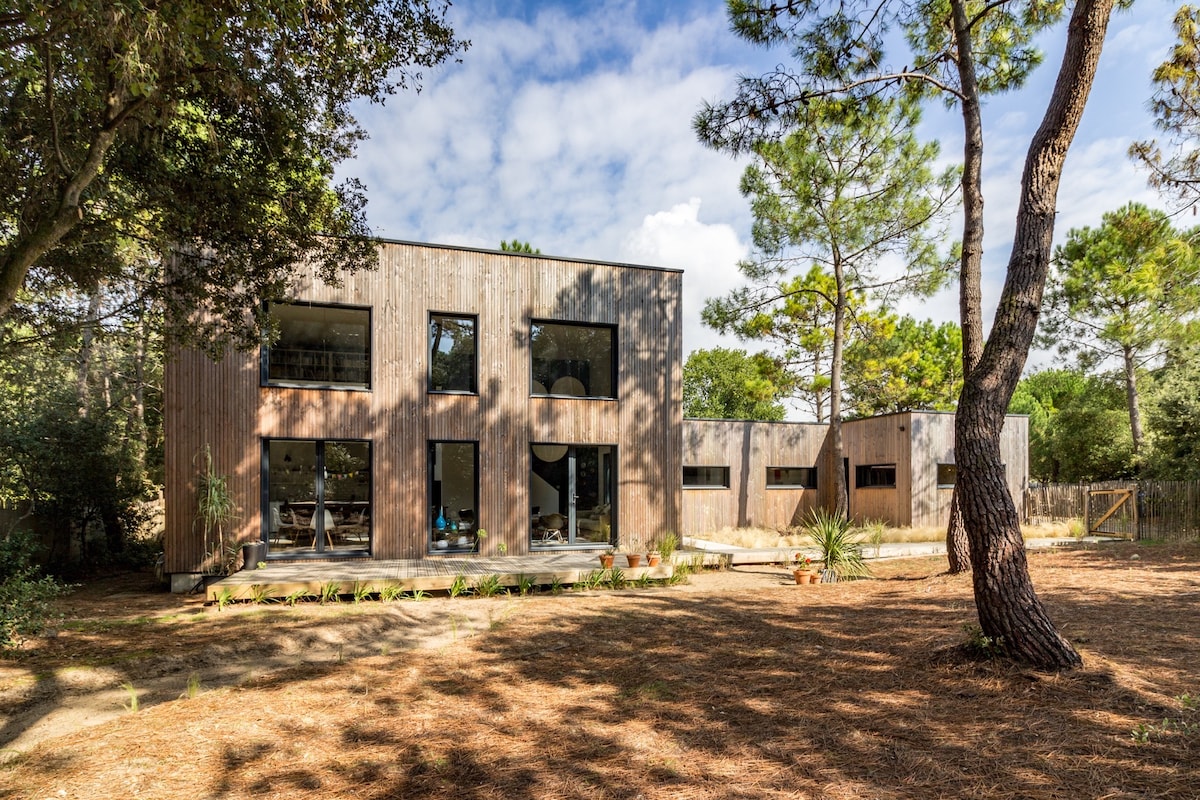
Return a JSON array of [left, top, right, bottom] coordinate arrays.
[[206, 552, 676, 601]]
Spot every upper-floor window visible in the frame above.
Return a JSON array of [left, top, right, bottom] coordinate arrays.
[[767, 466, 818, 489], [264, 302, 370, 389], [936, 463, 957, 488], [856, 463, 897, 488], [430, 314, 477, 393], [531, 321, 616, 399], [683, 466, 730, 488]]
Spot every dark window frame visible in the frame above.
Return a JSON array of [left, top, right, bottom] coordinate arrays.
[[529, 319, 618, 400], [855, 463, 897, 489], [766, 466, 819, 489], [428, 440, 481, 555], [936, 463, 957, 488], [261, 301, 372, 391], [429, 312, 479, 394], [683, 465, 731, 489], [259, 437, 373, 559]]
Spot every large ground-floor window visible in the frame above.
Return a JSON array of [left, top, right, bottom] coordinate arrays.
[[430, 441, 479, 553], [263, 439, 371, 556], [531, 444, 615, 548]]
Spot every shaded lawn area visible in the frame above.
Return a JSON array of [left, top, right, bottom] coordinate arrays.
[[2, 542, 1199, 799]]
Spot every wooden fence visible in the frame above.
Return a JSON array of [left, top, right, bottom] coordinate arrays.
[[1024, 480, 1200, 542]]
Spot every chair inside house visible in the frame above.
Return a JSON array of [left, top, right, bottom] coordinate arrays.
[[309, 509, 336, 549], [269, 502, 296, 545], [536, 512, 566, 544], [335, 508, 370, 545]]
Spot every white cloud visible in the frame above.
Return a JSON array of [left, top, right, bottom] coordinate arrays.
[[620, 198, 749, 358]]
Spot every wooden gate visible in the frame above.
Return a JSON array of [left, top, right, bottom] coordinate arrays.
[[1086, 488, 1137, 539]]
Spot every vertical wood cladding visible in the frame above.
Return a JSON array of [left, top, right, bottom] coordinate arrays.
[[681, 420, 829, 535], [164, 242, 682, 572], [681, 413, 1029, 535]]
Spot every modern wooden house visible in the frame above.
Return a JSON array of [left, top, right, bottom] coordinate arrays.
[[681, 412, 1030, 533], [163, 241, 683, 589], [163, 239, 1031, 590]]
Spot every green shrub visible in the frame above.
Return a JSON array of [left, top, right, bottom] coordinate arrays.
[[0, 531, 71, 648], [804, 509, 870, 580]]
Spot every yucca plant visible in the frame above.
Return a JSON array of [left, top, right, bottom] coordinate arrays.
[[804, 509, 870, 580], [195, 445, 239, 575]]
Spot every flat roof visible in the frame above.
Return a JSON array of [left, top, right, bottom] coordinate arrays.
[[375, 237, 685, 275]]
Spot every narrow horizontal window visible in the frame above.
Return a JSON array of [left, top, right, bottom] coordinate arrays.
[[767, 466, 818, 489], [855, 463, 896, 489], [264, 302, 370, 389], [683, 466, 730, 488]]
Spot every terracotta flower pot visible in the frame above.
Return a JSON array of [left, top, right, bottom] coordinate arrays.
[[794, 569, 819, 584], [625, 553, 642, 568], [599, 554, 615, 569], [647, 553, 661, 567]]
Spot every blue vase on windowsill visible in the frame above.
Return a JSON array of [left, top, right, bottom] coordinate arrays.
[[435, 507, 446, 531]]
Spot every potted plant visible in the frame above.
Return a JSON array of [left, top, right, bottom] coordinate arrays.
[[803, 510, 870, 581], [624, 549, 642, 568], [791, 553, 818, 584], [647, 550, 662, 567], [598, 547, 615, 569]]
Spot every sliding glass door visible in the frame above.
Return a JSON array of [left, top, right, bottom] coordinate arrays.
[[264, 439, 371, 556], [530, 444, 615, 547]]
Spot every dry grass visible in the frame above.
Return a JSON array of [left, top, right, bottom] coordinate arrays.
[[699, 520, 1079, 548], [2, 541, 1198, 799]]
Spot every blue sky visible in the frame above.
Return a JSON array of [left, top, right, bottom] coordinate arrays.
[[341, 0, 1180, 409]]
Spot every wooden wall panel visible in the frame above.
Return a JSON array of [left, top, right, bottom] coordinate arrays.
[[164, 241, 683, 572], [681, 420, 827, 535], [839, 413, 910, 526]]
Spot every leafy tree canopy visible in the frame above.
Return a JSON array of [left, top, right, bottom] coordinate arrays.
[[1143, 344, 1200, 479], [682, 347, 787, 421], [844, 314, 963, 418], [1009, 368, 1135, 483], [499, 240, 541, 254], [1042, 202, 1200, 454], [1130, 5, 1200, 210], [0, 1, 466, 351]]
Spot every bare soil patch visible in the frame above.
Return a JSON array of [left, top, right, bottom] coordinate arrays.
[[2, 541, 1198, 799]]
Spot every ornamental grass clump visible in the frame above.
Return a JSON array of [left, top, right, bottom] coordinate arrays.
[[804, 509, 870, 580]]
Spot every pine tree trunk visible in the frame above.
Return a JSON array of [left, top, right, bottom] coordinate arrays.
[[830, 260, 849, 519], [945, 0, 985, 574], [1123, 345, 1144, 455], [957, 0, 1114, 669]]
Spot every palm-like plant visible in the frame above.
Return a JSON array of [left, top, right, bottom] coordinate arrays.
[[804, 509, 870, 580]]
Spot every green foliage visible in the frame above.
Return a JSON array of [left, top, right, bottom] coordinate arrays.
[[283, 588, 311, 606], [962, 623, 1007, 659], [1009, 369, 1136, 481], [0, 2, 465, 347], [0, 531, 71, 649], [379, 585, 404, 603], [702, 95, 956, 426], [1144, 344, 1200, 478], [352, 582, 372, 604], [318, 582, 341, 604], [803, 509, 870, 580], [696, 0, 1065, 151], [1131, 693, 1199, 744], [194, 445, 239, 576], [448, 574, 469, 598], [683, 347, 786, 420], [1043, 203, 1200, 454], [515, 573, 536, 596], [655, 532, 679, 559], [1131, 6, 1200, 210], [605, 567, 627, 590], [214, 587, 235, 611], [844, 315, 963, 417], [499, 240, 541, 254], [248, 585, 271, 604], [121, 682, 140, 714], [181, 672, 202, 700], [405, 588, 428, 602], [474, 574, 506, 598]]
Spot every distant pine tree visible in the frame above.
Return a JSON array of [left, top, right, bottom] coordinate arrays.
[[499, 240, 540, 254]]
